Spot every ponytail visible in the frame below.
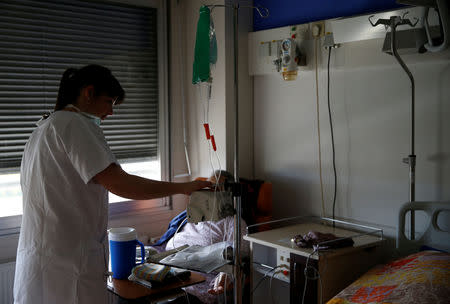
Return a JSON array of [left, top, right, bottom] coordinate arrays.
[[54, 65, 125, 112], [54, 68, 79, 111]]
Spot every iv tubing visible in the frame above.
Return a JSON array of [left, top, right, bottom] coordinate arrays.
[[203, 81, 224, 251], [171, 217, 188, 251], [206, 85, 219, 248], [197, 4, 268, 303]]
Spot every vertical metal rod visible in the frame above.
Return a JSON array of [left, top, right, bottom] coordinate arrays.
[[178, 1, 191, 177], [232, 4, 242, 304], [248, 241, 253, 304], [390, 18, 416, 240]]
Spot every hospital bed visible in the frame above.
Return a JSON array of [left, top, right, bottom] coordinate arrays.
[[326, 201, 450, 304]]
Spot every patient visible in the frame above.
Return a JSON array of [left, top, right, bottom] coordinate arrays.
[[160, 170, 250, 303]]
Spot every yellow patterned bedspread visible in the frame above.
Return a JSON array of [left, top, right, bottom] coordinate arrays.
[[327, 250, 450, 304]]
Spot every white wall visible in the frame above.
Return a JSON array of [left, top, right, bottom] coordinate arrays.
[[254, 36, 450, 238]]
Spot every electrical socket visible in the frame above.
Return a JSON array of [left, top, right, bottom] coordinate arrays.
[[276, 249, 290, 267], [311, 21, 325, 38], [292, 24, 309, 41], [275, 249, 290, 283]]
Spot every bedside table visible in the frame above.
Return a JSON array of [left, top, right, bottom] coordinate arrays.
[[244, 219, 385, 304]]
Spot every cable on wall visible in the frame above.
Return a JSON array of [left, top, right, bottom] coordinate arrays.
[[326, 47, 338, 223], [313, 34, 326, 218]]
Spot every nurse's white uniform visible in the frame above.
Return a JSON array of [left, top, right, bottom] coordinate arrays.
[[14, 111, 117, 304]]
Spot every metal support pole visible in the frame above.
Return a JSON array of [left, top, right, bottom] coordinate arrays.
[[369, 14, 418, 240], [390, 17, 416, 240], [203, 5, 268, 303], [232, 4, 242, 304]]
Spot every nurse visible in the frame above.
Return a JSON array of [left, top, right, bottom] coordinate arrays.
[[13, 65, 211, 304]]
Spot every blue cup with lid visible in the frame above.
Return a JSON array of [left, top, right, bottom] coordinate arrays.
[[108, 227, 145, 279]]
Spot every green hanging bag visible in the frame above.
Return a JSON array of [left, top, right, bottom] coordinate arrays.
[[192, 6, 211, 84]]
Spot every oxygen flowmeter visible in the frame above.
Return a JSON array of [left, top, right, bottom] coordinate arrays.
[[273, 37, 305, 81]]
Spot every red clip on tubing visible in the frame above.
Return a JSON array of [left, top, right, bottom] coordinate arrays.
[[203, 123, 211, 140], [211, 135, 217, 151]]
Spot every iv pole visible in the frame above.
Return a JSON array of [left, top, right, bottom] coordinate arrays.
[[232, 5, 242, 304], [203, 4, 268, 304], [369, 13, 418, 240]]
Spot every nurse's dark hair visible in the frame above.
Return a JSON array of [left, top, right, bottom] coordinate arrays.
[[54, 64, 125, 111]]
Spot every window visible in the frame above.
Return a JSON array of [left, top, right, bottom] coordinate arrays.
[[0, 0, 169, 229]]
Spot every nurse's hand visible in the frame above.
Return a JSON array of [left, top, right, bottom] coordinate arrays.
[[184, 180, 213, 195]]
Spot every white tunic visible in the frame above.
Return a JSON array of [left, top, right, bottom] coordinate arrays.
[[14, 111, 117, 304]]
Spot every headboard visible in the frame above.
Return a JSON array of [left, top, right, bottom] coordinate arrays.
[[397, 201, 450, 253]]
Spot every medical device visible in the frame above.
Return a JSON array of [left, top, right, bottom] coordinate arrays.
[[186, 190, 234, 224], [397, 0, 449, 52], [371, 1, 449, 240], [191, 4, 269, 304], [192, 5, 220, 174], [192, 6, 217, 84], [380, 0, 449, 54], [370, 13, 418, 239], [273, 38, 306, 81]]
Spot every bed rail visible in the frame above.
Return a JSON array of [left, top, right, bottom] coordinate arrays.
[[397, 201, 450, 253]]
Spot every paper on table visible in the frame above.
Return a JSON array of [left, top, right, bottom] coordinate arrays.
[[159, 241, 232, 273]]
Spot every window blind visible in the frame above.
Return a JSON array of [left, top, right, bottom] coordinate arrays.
[[0, 0, 159, 170]]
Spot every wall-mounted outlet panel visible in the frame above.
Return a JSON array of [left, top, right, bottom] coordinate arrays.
[[275, 249, 290, 283], [311, 21, 325, 38], [248, 24, 310, 76], [249, 25, 291, 76], [292, 24, 309, 41]]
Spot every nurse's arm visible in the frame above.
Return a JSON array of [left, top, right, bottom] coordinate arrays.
[[93, 163, 211, 200]]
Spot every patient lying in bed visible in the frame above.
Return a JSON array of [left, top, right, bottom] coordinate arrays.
[[165, 215, 249, 302], [156, 171, 251, 303]]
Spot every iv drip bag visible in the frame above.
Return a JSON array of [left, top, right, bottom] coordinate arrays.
[[192, 6, 217, 84]]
